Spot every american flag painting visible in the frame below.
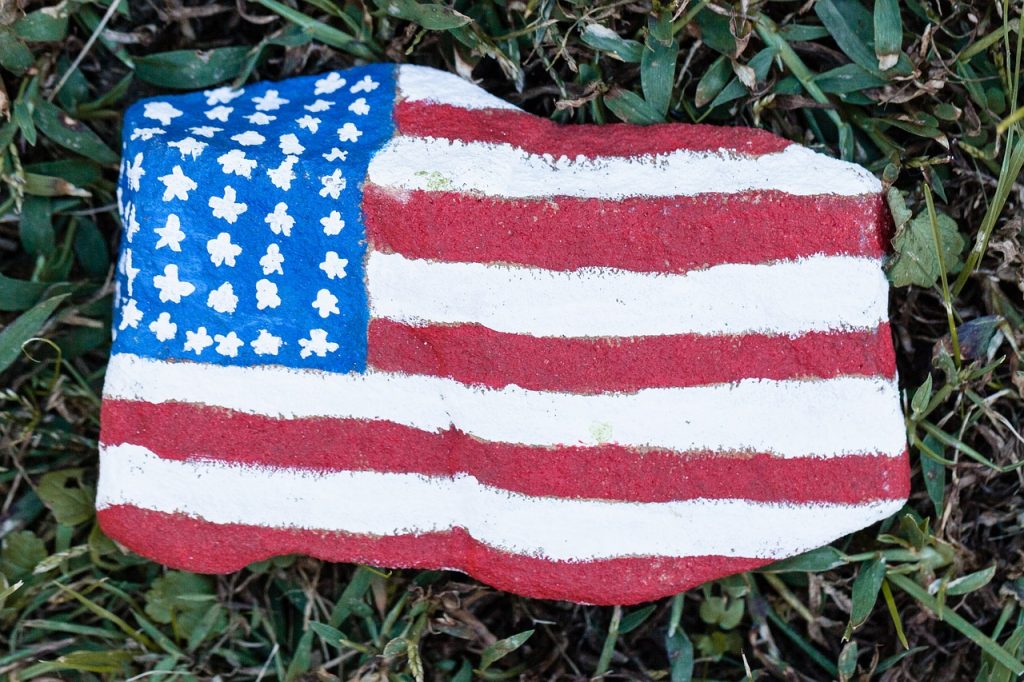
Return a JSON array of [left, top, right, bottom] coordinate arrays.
[[99, 63, 909, 604]]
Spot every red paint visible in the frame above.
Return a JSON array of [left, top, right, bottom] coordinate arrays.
[[368, 320, 896, 393], [363, 187, 889, 273], [100, 400, 910, 505], [98, 505, 772, 604], [394, 101, 792, 158]]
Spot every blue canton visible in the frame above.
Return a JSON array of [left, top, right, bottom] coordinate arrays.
[[113, 64, 396, 373]]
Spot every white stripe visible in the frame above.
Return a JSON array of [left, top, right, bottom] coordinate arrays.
[[367, 137, 881, 198], [98, 444, 903, 561], [396, 65, 521, 111], [367, 252, 889, 337], [104, 354, 906, 458]]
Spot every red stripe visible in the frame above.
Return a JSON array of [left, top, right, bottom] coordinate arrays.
[[98, 505, 771, 604], [100, 400, 910, 505], [394, 100, 792, 158], [363, 186, 889, 273], [368, 320, 897, 393]]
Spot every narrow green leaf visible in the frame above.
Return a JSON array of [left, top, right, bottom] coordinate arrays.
[[375, 0, 471, 30], [284, 629, 314, 681], [604, 88, 664, 124], [0, 293, 67, 375], [942, 565, 997, 596], [619, 604, 657, 634], [251, 0, 375, 59], [581, 23, 643, 62], [814, 63, 886, 94], [479, 629, 533, 671], [0, 273, 52, 311], [134, 47, 252, 89], [762, 546, 847, 573], [665, 628, 694, 682], [0, 27, 34, 74], [815, 0, 880, 74], [641, 11, 678, 117], [845, 558, 886, 638], [310, 621, 347, 649], [920, 435, 945, 517], [873, 0, 902, 70], [18, 196, 55, 257], [695, 55, 731, 108], [14, 7, 69, 42], [33, 99, 118, 164]]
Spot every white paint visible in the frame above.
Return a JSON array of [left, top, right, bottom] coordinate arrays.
[[97, 443, 904, 561], [367, 252, 889, 337], [104, 354, 905, 458], [367, 137, 881, 198], [396, 64, 522, 111]]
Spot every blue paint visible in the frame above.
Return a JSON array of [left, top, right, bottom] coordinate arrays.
[[112, 64, 396, 373]]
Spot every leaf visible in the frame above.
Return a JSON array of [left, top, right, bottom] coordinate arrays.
[[838, 640, 858, 681], [910, 374, 932, 416], [37, 469, 95, 526], [814, 63, 886, 94], [14, 7, 69, 42], [887, 209, 965, 288], [134, 47, 251, 89], [873, 0, 902, 70], [479, 629, 533, 671], [957, 315, 1002, 360], [695, 55, 732, 107], [1, 531, 47, 581], [252, 0, 375, 59], [33, 99, 118, 164], [74, 218, 110, 277], [604, 87, 664, 124], [0, 27, 34, 74], [665, 628, 694, 682], [815, 0, 879, 74], [0, 293, 67, 375], [285, 629, 314, 681], [943, 565, 997, 596], [145, 571, 224, 641], [0, 273, 51, 311], [619, 604, 657, 634], [310, 621, 347, 649], [581, 23, 643, 62], [376, 0, 471, 30], [641, 11, 678, 117], [19, 196, 55, 257], [845, 558, 886, 638], [919, 435, 945, 517], [761, 546, 847, 573]]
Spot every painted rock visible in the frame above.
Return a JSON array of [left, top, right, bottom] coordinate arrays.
[[99, 63, 908, 605]]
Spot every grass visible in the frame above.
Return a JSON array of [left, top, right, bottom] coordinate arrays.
[[1, 0, 1024, 679]]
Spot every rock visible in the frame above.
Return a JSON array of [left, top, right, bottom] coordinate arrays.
[[98, 63, 907, 605]]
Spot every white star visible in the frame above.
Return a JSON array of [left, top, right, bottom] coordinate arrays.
[[299, 328, 339, 358], [214, 331, 244, 357], [148, 312, 177, 341], [217, 149, 257, 178], [152, 264, 196, 304], [245, 112, 275, 125], [255, 279, 281, 310], [143, 101, 182, 126], [124, 202, 140, 242], [204, 86, 244, 106], [322, 148, 347, 162], [253, 89, 288, 111], [350, 75, 379, 94], [297, 115, 321, 133], [265, 202, 294, 237], [209, 186, 247, 223], [154, 214, 185, 251], [207, 282, 239, 314], [314, 72, 346, 95], [231, 130, 266, 146], [348, 98, 370, 116], [319, 170, 346, 199], [205, 106, 233, 122], [305, 99, 334, 112], [168, 136, 207, 160], [260, 244, 284, 275], [279, 133, 305, 156], [319, 251, 348, 279], [158, 165, 197, 201], [311, 288, 340, 318], [125, 152, 145, 190], [130, 127, 164, 141], [337, 122, 362, 143], [207, 232, 242, 267], [184, 326, 214, 355], [189, 125, 222, 138], [320, 210, 345, 235], [267, 156, 298, 190], [119, 299, 143, 330], [251, 329, 282, 356], [120, 248, 140, 296]]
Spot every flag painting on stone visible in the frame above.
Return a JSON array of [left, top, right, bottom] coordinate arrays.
[[99, 62, 909, 605]]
